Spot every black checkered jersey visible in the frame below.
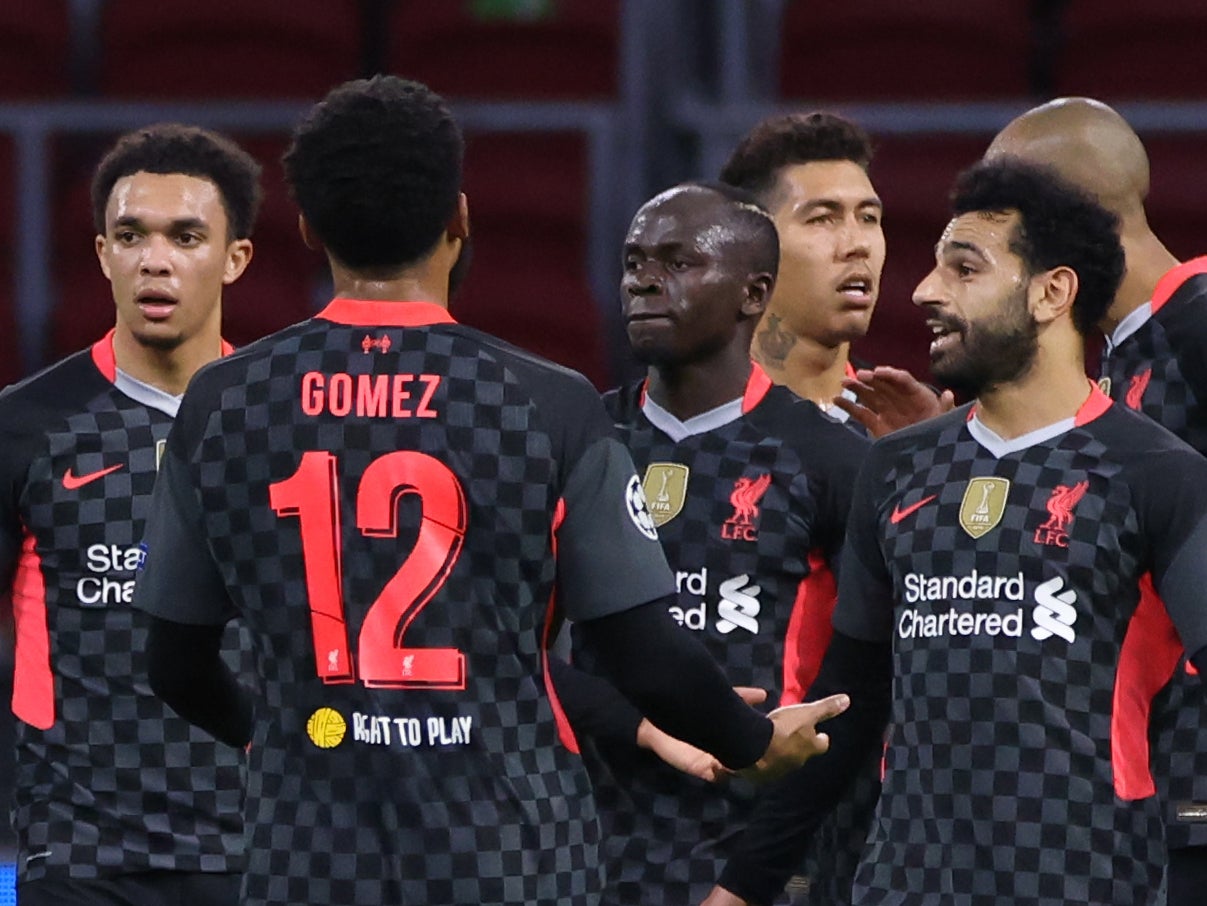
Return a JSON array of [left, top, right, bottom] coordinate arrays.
[[837, 385, 1207, 904], [1100, 258, 1207, 849], [0, 332, 247, 882], [134, 298, 675, 906], [574, 367, 874, 905]]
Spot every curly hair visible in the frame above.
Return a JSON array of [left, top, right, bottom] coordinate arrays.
[[719, 112, 873, 202], [282, 76, 463, 274], [91, 123, 261, 240], [951, 158, 1126, 336]]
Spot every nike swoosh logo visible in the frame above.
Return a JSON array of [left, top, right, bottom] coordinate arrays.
[[890, 494, 938, 525], [62, 463, 124, 490]]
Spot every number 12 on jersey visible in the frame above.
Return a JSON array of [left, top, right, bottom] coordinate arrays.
[[269, 450, 468, 690]]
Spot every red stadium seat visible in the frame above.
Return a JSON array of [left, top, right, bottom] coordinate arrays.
[[1057, 0, 1207, 99], [1142, 135, 1207, 263], [778, 2, 1032, 101], [452, 131, 609, 387], [0, 266, 23, 388], [98, 0, 362, 99], [857, 135, 989, 380], [388, 0, 621, 99], [0, 1, 71, 99]]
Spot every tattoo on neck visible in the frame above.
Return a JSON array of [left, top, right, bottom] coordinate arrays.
[[756, 314, 795, 367]]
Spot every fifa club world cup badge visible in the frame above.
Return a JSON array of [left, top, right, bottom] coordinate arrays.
[[642, 463, 689, 527], [959, 477, 1010, 539]]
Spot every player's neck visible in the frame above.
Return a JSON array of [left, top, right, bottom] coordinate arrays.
[[1099, 227, 1179, 333], [973, 350, 1092, 440], [328, 257, 451, 307], [647, 348, 752, 421], [751, 327, 849, 406], [111, 326, 222, 397]]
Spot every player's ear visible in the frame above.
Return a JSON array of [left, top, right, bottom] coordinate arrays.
[[223, 238, 254, 286], [448, 192, 470, 241], [1030, 264, 1077, 326], [298, 214, 323, 252], [95, 233, 111, 280], [742, 272, 774, 318]]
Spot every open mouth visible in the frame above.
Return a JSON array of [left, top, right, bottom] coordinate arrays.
[[837, 275, 874, 304], [136, 292, 178, 320], [927, 319, 962, 356]]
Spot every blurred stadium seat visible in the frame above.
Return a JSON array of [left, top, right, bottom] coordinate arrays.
[[388, 0, 621, 99], [1142, 134, 1207, 262], [1057, 0, 1207, 99], [97, 0, 362, 99], [453, 131, 609, 386], [778, 1, 1033, 101], [0, 1, 71, 99]]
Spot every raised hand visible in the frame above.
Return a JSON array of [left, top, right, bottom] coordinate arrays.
[[832, 365, 955, 437]]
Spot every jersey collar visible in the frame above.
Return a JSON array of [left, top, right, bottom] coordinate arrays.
[[316, 298, 457, 328], [638, 361, 773, 416], [1151, 256, 1207, 314], [967, 381, 1112, 457], [90, 328, 235, 383]]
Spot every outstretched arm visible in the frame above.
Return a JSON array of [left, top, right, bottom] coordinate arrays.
[[146, 615, 254, 749], [548, 653, 766, 782], [704, 630, 892, 906], [577, 598, 849, 776]]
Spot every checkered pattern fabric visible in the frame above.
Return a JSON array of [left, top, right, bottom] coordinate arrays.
[[141, 301, 673, 906], [0, 346, 247, 882], [1101, 270, 1207, 850], [573, 379, 875, 906], [837, 402, 1207, 904]]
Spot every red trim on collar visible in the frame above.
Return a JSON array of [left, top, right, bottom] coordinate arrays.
[[741, 362, 773, 413], [844, 360, 858, 380], [1074, 381, 1113, 427], [968, 380, 1112, 428], [90, 329, 118, 381], [316, 298, 457, 328], [638, 377, 649, 408], [1151, 257, 1207, 314], [91, 329, 236, 383]]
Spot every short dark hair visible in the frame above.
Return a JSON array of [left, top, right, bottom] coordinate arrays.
[[951, 158, 1126, 335], [91, 123, 262, 240], [719, 112, 874, 202], [282, 76, 463, 274], [681, 180, 780, 280]]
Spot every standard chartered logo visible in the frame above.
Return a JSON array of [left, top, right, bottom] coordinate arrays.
[[716, 574, 761, 635], [897, 571, 1079, 644], [668, 569, 761, 634], [1030, 576, 1078, 643]]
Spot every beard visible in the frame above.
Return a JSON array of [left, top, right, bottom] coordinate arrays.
[[930, 285, 1039, 398], [132, 328, 185, 352]]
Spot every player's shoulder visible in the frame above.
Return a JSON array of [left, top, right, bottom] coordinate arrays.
[[1093, 402, 1205, 461], [750, 383, 871, 452], [600, 379, 644, 425], [456, 326, 601, 398], [0, 346, 106, 429], [869, 400, 969, 458], [186, 321, 315, 397]]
